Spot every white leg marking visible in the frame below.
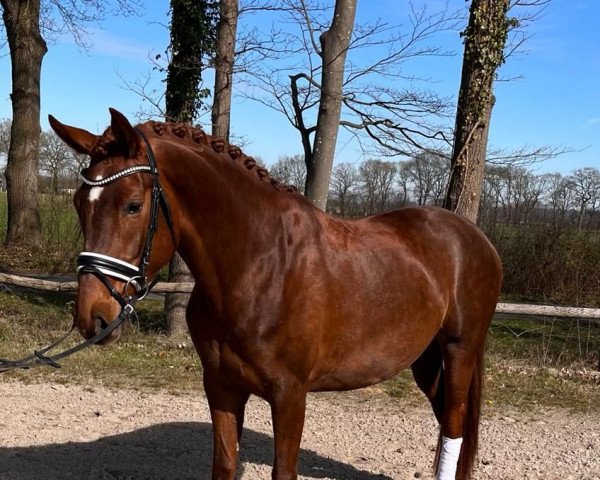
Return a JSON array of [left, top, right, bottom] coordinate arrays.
[[437, 436, 463, 480]]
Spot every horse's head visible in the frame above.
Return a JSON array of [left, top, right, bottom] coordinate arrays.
[[50, 108, 177, 345]]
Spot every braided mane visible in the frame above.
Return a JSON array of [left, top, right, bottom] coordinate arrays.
[[137, 121, 298, 194]]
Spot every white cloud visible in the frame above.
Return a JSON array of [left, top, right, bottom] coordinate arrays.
[[583, 117, 600, 128], [87, 28, 153, 63]]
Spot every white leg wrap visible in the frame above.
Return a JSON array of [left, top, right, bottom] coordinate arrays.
[[436, 436, 463, 480]]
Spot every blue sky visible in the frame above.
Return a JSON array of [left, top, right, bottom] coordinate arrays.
[[0, 0, 598, 174]]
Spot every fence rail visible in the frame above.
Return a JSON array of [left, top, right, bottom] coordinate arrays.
[[2, 272, 600, 319], [0, 272, 194, 293]]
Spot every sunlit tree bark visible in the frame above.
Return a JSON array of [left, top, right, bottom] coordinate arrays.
[[1, 0, 46, 246], [303, 0, 357, 210], [212, 0, 238, 140], [443, 0, 513, 223]]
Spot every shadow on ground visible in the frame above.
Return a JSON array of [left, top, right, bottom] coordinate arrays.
[[0, 421, 392, 480]]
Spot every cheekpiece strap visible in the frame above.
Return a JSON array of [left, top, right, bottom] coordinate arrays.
[[81, 165, 154, 187]]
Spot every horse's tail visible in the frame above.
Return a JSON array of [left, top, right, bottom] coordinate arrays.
[[433, 347, 484, 480]]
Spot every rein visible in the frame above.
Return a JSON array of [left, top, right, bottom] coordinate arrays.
[[0, 128, 174, 373]]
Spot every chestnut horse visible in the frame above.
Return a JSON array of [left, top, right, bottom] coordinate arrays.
[[50, 109, 502, 480]]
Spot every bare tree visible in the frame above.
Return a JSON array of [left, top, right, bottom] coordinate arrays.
[[120, 0, 288, 124], [0, 119, 10, 158], [479, 164, 504, 227], [329, 162, 359, 217], [359, 159, 397, 215], [300, 0, 357, 210], [400, 152, 448, 206], [39, 130, 71, 193], [242, 1, 461, 210], [569, 167, 600, 230], [443, 0, 513, 223], [270, 154, 306, 191], [443, 0, 556, 223], [0, 0, 139, 246]]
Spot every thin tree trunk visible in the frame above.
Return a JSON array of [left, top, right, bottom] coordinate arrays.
[[1, 0, 46, 246], [304, 0, 357, 211], [444, 0, 510, 224], [290, 73, 315, 189], [212, 0, 238, 140]]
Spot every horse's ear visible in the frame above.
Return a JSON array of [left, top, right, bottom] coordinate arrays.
[[109, 108, 141, 158], [48, 115, 98, 155]]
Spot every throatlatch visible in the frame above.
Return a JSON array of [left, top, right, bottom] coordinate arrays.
[[0, 128, 174, 373]]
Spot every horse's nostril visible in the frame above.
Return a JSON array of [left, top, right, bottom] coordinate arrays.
[[94, 315, 110, 333]]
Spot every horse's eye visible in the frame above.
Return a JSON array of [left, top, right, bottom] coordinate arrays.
[[126, 202, 143, 215]]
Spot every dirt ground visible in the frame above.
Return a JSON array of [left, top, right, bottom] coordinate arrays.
[[0, 381, 598, 480]]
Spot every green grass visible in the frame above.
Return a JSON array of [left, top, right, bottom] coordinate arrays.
[[0, 191, 81, 272], [489, 316, 599, 367], [0, 290, 202, 393], [383, 316, 600, 413]]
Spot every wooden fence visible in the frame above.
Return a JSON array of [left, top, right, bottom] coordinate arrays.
[[2, 272, 600, 320]]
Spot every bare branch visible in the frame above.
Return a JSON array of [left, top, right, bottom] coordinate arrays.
[[487, 144, 581, 167], [43, 0, 143, 49], [116, 68, 166, 122]]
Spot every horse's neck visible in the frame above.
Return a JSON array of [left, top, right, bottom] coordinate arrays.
[[161, 143, 281, 288]]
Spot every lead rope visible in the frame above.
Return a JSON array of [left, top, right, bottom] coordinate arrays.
[[0, 303, 135, 372]]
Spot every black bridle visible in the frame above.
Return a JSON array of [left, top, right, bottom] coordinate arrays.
[[0, 128, 175, 373]]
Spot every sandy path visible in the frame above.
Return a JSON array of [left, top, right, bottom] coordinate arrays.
[[0, 381, 598, 480]]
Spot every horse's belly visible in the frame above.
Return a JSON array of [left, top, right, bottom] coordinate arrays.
[[308, 339, 426, 392]]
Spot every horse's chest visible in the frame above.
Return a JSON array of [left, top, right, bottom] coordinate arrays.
[[196, 337, 273, 395]]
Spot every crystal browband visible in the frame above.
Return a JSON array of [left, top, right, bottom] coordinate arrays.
[[81, 165, 154, 187]]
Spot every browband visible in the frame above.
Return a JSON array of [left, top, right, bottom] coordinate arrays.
[[81, 165, 154, 186]]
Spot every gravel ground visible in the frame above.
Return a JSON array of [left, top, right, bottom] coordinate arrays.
[[0, 381, 598, 480]]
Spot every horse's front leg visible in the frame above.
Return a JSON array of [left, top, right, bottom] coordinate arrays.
[[270, 380, 308, 480], [204, 374, 250, 480]]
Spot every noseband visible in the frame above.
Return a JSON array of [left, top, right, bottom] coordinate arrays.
[[0, 129, 175, 372]]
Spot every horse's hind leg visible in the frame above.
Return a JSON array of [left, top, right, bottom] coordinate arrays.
[[204, 374, 250, 480], [435, 316, 489, 480], [411, 337, 445, 423]]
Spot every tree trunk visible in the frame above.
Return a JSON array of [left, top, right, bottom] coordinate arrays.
[[443, 0, 511, 224], [1, 0, 46, 246], [304, 0, 357, 211], [211, 0, 238, 140], [164, 0, 217, 336], [164, 253, 192, 335]]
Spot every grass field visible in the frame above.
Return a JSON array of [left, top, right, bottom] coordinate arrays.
[[0, 290, 202, 393], [0, 289, 598, 412], [0, 191, 81, 272], [386, 315, 600, 412]]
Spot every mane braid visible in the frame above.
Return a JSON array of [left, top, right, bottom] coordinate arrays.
[[140, 121, 298, 194]]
